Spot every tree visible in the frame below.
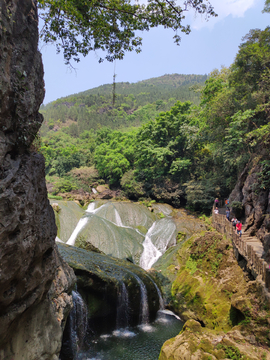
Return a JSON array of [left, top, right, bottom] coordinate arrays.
[[263, 0, 270, 13], [38, 0, 216, 64]]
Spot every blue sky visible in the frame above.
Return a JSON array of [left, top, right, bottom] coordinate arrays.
[[40, 0, 269, 104]]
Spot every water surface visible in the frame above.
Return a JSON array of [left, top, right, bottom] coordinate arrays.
[[78, 311, 183, 360]]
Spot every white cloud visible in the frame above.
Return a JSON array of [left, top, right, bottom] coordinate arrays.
[[212, 0, 257, 18], [135, 0, 259, 29], [188, 0, 258, 29]]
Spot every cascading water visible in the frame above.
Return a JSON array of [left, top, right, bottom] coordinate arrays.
[[57, 200, 186, 359], [60, 290, 88, 360], [140, 223, 162, 270], [132, 273, 149, 325], [66, 217, 89, 246], [66, 202, 100, 246], [86, 202, 96, 213], [114, 208, 124, 227], [116, 281, 130, 329], [140, 218, 177, 270], [145, 274, 165, 310]]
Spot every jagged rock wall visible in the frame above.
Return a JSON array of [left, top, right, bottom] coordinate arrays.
[[0, 0, 75, 358], [229, 160, 270, 261]]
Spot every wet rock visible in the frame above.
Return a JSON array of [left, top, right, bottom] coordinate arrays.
[[0, 248, 76, 360], [58, 243, 160, 333]]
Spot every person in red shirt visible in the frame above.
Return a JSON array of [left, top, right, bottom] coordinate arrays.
[[236, 221, 242, 237]]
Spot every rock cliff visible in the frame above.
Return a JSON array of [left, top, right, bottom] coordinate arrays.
[[0, 0, 75, 358], [229, 157, 270, 261]]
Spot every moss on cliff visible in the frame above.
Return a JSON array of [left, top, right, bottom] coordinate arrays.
[[156, 231, 270, 358]]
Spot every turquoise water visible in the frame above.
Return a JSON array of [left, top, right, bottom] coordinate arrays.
[[78, 311, 183, 360]]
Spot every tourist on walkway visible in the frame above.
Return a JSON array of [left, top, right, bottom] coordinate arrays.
[[226, 208, 230, 221], [214, 198, 219, 208], [231, 217, 237, 228], [236, 220, 242, 237], [225, 199, 229, 207], [214, 207, 219, 214]]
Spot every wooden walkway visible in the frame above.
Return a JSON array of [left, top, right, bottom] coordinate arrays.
[[212, 212, 270, 292]]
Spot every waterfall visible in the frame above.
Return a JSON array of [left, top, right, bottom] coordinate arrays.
[[86, 202, 96, 213], [153, 282, 165, 310], [60, 290, 88, 359], [114, 208, 124, 227], [132, 274, 149, 324], [140, 219, 176, 270], [140, 223, 162, 270], [66, 217, 88, 246], [71, 290, 88, 345], [146, 274, 165, 310], [116, 281, 130, 329], [55, 236, 64, 243], [66, 202, 102, 246]]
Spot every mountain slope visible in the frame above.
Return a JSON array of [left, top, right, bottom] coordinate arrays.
[[40, 73, 207, 136]]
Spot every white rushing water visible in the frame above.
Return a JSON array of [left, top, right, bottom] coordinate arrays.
[[114, 208, 124, 227], [132, 273, 149, 325], [65, 201, 176, 268], [116, 281, 130, 329], [140, 223, 162, 270], [66, 217, 89, 246], [66, 202, 97, 246], [140, 218, 177, 270]]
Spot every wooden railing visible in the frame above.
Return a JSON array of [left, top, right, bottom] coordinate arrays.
[[212, 212, 270, 292]]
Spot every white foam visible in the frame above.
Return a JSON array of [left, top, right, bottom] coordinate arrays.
[[138, 324, 155, 332], [112, 329, 136, 338], [158, 309, 182, 321]]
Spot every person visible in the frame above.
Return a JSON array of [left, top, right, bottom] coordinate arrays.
[[236, 220, 242, 237], [225, 199, 229, 207], [226, 208, 230, 221], [214, 198, 219, 208], [231, 217, 237, 228], [214, 207, 219, 214]]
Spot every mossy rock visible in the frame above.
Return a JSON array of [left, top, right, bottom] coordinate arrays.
[[57, 243, 160, 333], [159, 320, 270, 360]]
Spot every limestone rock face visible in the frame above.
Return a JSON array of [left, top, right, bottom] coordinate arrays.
[[159, 319, 270, 360], [229, 161, 270, 259], [0, 0, 44, 160], [0, 0, 75, 358], [0, 249, 76, 360]]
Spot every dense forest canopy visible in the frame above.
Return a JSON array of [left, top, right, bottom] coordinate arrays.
[[41, 26, 270, 212]]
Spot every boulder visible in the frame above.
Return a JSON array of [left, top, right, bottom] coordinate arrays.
[[159, 319, 270, 360]]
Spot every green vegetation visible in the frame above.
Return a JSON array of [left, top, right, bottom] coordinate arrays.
[[38, 1, 216, 65], [48, 194, 63, 200], [40, 74, 207, 136], [41, 27, 270, 212], [216, 344, 248, 360]]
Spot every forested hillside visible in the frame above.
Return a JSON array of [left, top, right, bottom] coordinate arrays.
[[40, 29, 270, 212], [40, 74, 206, 136]]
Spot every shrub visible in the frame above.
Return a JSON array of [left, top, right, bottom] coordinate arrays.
[[52, 178, 78, 195], [120, 170, 145, 199]]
